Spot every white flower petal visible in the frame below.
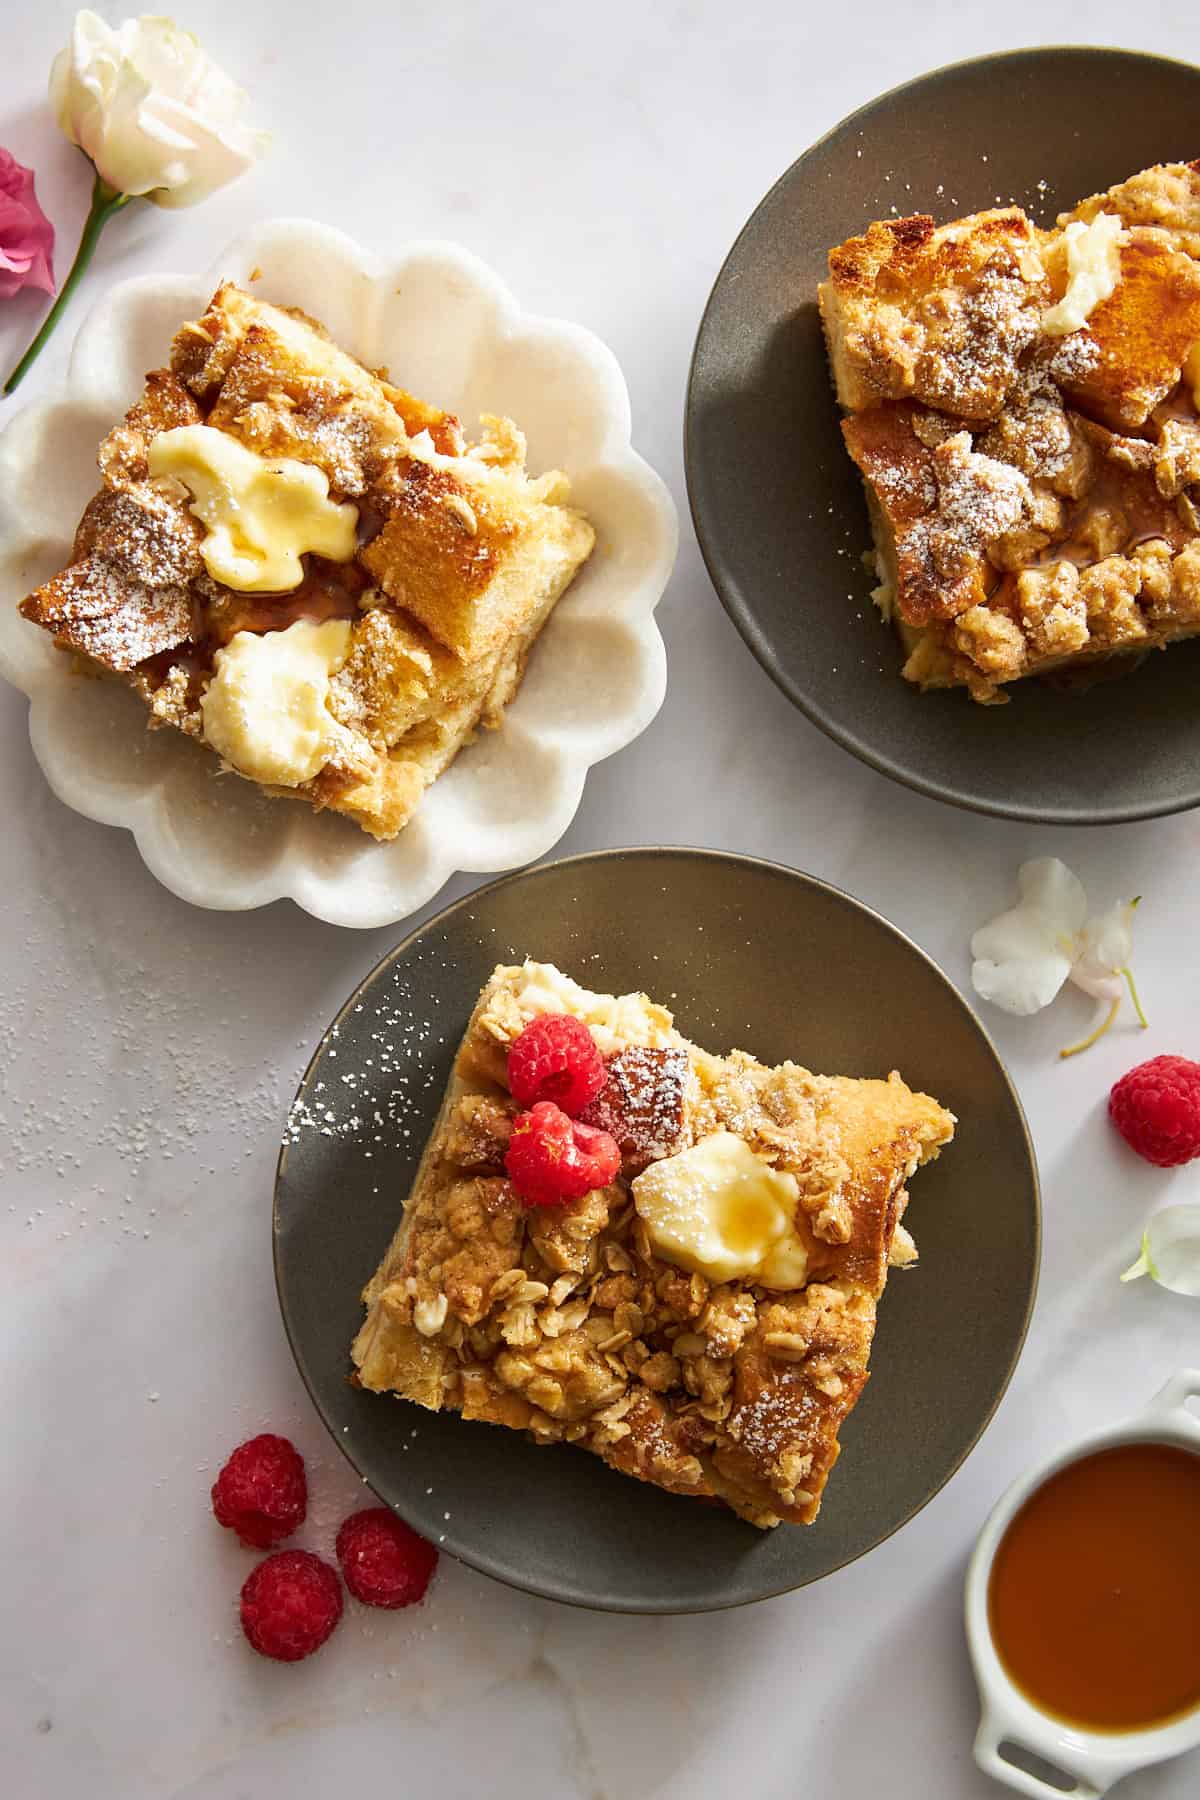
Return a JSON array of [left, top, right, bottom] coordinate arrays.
[[1070, 899, 1138, 1001], [140, 96, 264, 207], [971, 858, 1144, 1035], [969, 856, 1087, 1016], [1016, 857, 1089, 935], [1070, 900, 1135, 991], [1071, 970, 1125, 1004], [1120, 1206, 1200, 1297], [972, 945, 1073, 1015], [970, 904, 1060, 968]]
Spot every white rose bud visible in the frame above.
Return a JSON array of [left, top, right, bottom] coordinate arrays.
[[49, 10, 268, 209]]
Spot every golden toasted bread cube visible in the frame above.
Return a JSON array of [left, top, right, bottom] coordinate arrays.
[[1049, 229, 1200, 431], [819, 209, 1048, 421], [174, 282, 463, 473], [362, 453, 593, 663]]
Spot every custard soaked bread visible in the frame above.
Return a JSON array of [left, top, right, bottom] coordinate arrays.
[[819, 162, 1200, 702], [20, 285, 594, 836], [352, 962, 954, 1528]]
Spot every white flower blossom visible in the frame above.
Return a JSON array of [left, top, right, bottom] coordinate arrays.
[[970, 857, 1146, 1055], [50, 12, 268, 208], [1122, 1206, 1200, 1297]]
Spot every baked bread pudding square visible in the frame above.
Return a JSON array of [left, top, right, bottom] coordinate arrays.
[[352, 961, 954, 1528], [18, 283, 595, 837], [819, 161, 1200, 702]]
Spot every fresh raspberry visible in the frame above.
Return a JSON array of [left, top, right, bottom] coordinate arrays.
[[239, 1550, 343, 1662], [505, 1100, 621, 1206], [335, 1507, 439, 1609], [506, 1014, 606, 1115], [1109, 1055, 1200, 1167], [211, 1434, 307, 1549]]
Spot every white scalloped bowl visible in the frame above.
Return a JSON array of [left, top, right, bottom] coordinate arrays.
[[0, 220, 675, 928]]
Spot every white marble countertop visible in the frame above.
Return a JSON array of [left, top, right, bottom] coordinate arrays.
[[4, 4, 1200, 1796]]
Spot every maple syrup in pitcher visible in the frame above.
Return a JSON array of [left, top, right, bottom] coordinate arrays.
[[988, 1443, 1200, 1731]]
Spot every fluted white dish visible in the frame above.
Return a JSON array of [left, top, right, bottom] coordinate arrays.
[[0, 219, 676, 928]]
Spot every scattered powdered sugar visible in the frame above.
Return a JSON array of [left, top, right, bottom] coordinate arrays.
[[729, 1376, 821, 1463], [32, 556, 194, 673], [903, 431, 1033, 594], [2, 920, 294, 1244], [916, 262, 1044, 420], [1048, 332, 1102, 383], [977, 361, 1077, 481], [579, 1045, 689, 1168], [936, 433, 1031, 538], [872, 452, 937, 514], [283, 939, 491, 1157]]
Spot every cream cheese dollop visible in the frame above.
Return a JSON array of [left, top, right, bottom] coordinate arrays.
[[148, 424, 358, 592], [200, 618, 352, 786], [512, 960, 674, 1055], [1042, 212, 1124, 338], [632, 1132, 804, 1286]]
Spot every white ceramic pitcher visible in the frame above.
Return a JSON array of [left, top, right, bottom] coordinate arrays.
[[966, 1370, 1200, 1798]]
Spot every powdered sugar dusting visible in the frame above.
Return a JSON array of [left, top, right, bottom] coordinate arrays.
[[903, 430, 1032, 602], [579, 1045, 689, 1170], [935, 433, 1032, 542], [730, 1376, 821, 1461], [1048, 331, 1102, 383], [284, 944, 466, 1155], [2, 920, 292, 1245], [916, 262, 1045, 419]]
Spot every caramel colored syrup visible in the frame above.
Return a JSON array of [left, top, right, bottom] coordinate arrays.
[[988, 1444, 1200, 1732], [135, 554, 369, 692], [717, 1189, 784, 1256], [202, 554, 368, 648]]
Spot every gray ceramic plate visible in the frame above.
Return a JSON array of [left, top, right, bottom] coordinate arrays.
[[274, 849, 1038, 1612], [685, 46, 1200, 824]]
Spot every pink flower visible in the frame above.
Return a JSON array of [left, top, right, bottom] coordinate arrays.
[[0, 149, 56, 300]]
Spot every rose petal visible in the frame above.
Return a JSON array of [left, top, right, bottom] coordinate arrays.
[[0, 258, 33, 299], [0, 148, 56, 297], [0, 146, 33, 203], [137, 95, 263, 207]]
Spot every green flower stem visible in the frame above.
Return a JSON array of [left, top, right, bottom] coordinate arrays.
[[1059, 996, 1120, 1060], [1122, 965, 1149, 1030], [4, 176, 136, 396]]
